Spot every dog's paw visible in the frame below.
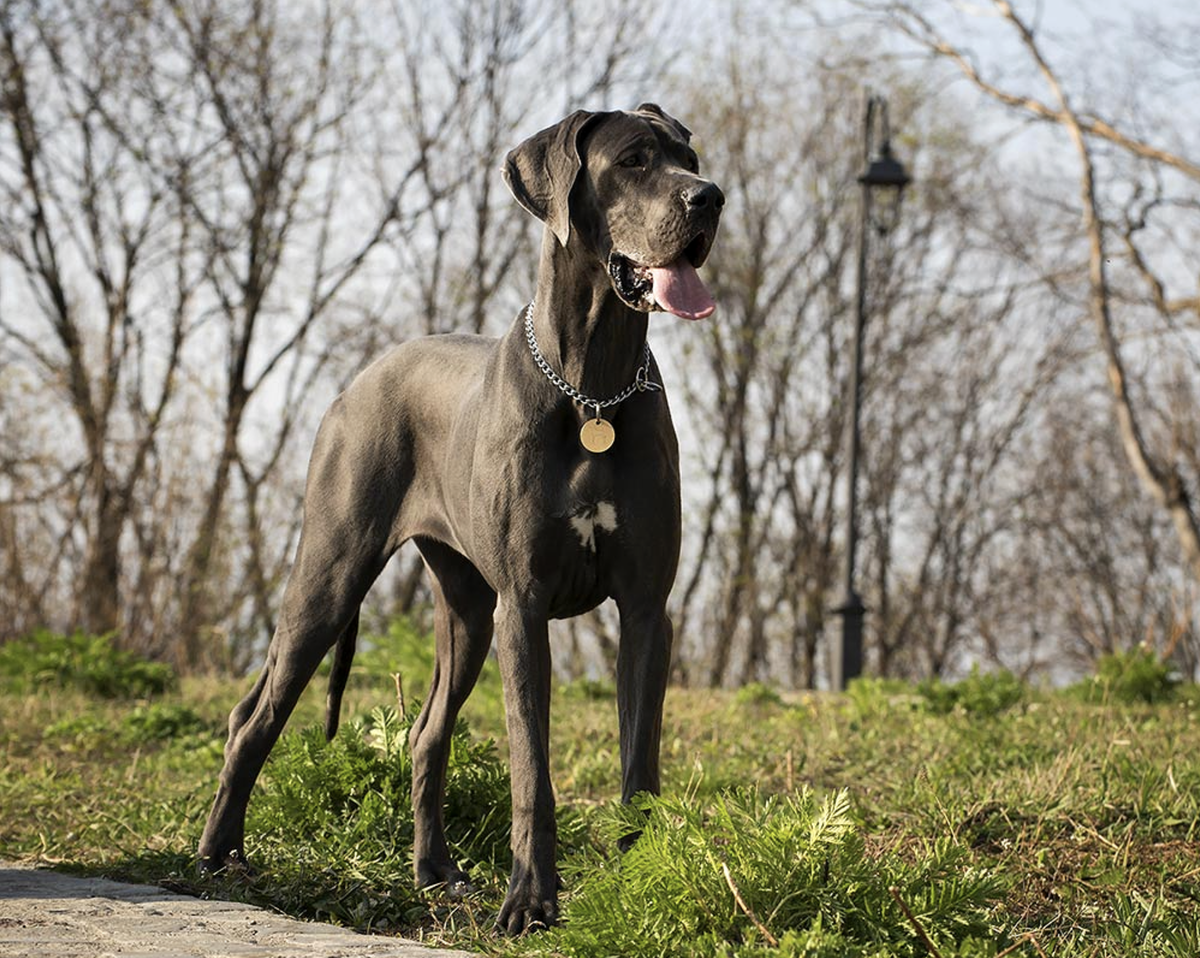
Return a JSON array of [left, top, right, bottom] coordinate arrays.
[[197, 848, 256, 878], [416, 860, 476, 898], [496, 874, 559, 936]]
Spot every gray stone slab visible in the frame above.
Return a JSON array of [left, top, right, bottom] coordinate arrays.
[[0, 862, 474, 958]]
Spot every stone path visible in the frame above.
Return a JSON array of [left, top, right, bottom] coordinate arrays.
[[0, 862, 473, 958]]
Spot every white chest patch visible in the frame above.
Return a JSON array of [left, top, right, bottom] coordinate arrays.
[[569, 501, 618, 551]]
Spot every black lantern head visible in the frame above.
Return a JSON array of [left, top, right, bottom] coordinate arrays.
[[859, 140, 911, 190], [859, 138, 910, 235]]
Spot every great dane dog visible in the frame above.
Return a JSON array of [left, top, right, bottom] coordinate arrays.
[[198, 103, 724, 935]]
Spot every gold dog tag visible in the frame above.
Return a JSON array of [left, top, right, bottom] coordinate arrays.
[[580, 417, 615, 453]]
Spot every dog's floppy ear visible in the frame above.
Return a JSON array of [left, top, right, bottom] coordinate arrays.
[[503, 110, 608, 247], [635, 102, 692, 143]]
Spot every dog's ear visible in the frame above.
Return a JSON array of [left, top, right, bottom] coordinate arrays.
[[635, 102, 692, 143], [503, 110, 607, 247]]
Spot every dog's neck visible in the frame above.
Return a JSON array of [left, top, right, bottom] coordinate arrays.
[[527, 230, 651, 404]]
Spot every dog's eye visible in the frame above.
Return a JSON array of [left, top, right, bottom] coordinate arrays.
[[617, 151, 646, 169], [684, 150, 700, 173]]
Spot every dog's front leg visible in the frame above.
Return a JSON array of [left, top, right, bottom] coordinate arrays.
[[616, 606, 672, 848], [494, 600, 559, 935]]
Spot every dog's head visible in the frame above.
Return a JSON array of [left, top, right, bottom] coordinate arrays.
[[503, 104, 724, 320]]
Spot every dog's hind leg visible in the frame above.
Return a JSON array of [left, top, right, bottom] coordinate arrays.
[[324, 610, 359, 741], [409, 537, 496, 894], [198, 558, 384, 872], [199, 497, 392, 873]]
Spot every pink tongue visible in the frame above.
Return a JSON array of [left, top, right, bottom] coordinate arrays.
[[650, 259, 716, 320]]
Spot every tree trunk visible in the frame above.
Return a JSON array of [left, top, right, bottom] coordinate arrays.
[[1011, 6, 1200, 591], [176, 392, 246, 671], [78, 497, 123, 637]]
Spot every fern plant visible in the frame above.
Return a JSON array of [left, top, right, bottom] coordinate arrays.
[[539, 787, 1004, 958]]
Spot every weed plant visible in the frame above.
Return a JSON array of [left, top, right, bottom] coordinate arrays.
[[218, 704, 513, 929], [916, 667, 1025, 717], [1069, 647, 1180, 704], [220, 703, 591, 931]]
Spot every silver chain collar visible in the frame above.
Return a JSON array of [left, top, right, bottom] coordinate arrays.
[[522, 301, 661, 418]]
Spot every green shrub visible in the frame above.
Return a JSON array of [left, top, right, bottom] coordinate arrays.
[[338, 618, 436, 685], [42, 713, 113, 748], [560, 678, 617, 701], [845, 677, 919, 718], [1070, 648, 1179, 705], [41, 702, 212, 751], [735, 681, 783, 708], [334, 617, 506, 725], [236, 704, 515, 929], [0, 630, 175, 698], [122, 702, 212, 744], [544, 787, 1002, 958], [918, 667, 1025, 718]]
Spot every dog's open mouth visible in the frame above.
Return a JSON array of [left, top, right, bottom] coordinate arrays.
[[608, 231, 716, 320]]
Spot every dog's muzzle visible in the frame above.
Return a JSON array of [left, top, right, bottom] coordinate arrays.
[[608, 225, 718, 321]]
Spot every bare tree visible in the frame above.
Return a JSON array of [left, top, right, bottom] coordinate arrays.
[[667, 46, 854, 688], [0, 0, 676, 668], [161, 0, 434, 669], [19, 0, 1192, 688], [869, 0, 1200, 658], [661, 9, 1092, 687], [851, 110, 1083, 678], [0, 0, 198, 642], [978, 407, 1199, 678]]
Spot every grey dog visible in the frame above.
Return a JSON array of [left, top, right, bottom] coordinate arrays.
[[198, 104, 724, 935]]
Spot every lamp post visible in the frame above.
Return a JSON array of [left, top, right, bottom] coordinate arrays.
[[832, 92, 911, 692]]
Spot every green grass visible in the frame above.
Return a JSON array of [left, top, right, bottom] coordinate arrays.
[[2, 628, 1199, 956]]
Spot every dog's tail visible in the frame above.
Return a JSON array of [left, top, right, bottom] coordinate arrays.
[[324, 613, 358, 741]]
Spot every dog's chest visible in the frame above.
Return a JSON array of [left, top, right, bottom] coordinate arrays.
[[567, 500, 618, 552], [557, 453, 622, 554], [540, 498, 619, 618], [535, 455, 626, 615]]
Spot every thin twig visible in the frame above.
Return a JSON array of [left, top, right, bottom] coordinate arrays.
[[721, 863, 778, 947], [392, 672, 406, 714], [888, 885, 943, 958], [885, 1, 1200, 182], [995, 938, 1025, 958], [996, 932, 1048, 958]]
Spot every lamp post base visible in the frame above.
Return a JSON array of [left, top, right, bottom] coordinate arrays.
[[832, 591, 866, 691]]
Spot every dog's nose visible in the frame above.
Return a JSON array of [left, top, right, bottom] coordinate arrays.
[[682, 181, 725, 211]]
